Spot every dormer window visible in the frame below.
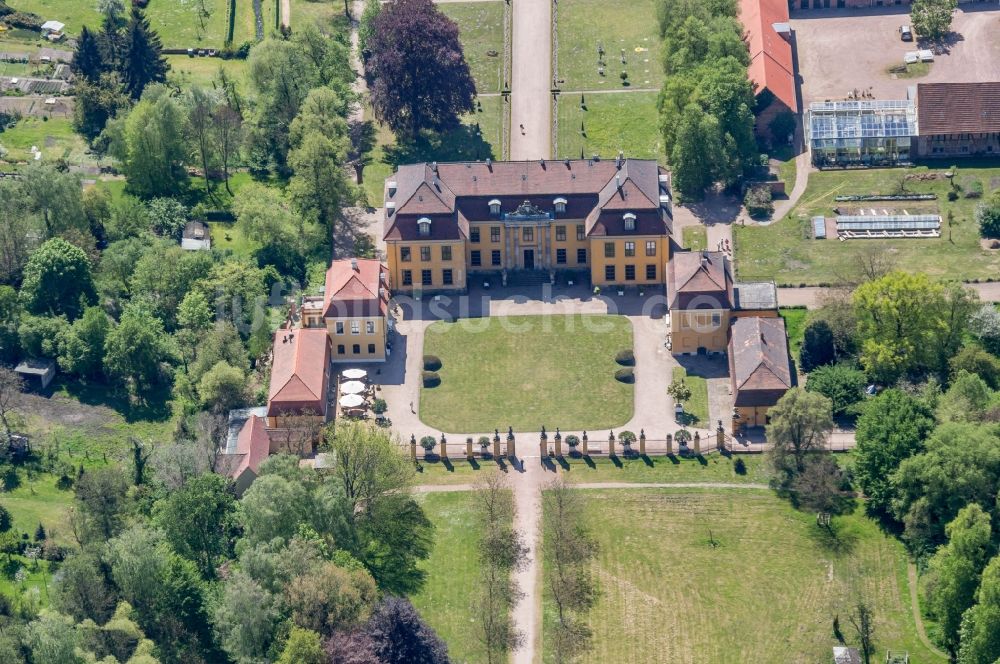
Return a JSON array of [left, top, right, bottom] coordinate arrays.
[[489, 199, 502, 216], [387, 180, 397, 196], [553, 197, 567, 214], [623, 212, 636, 231], [386, 201, 396, 216], [417, 217, 432, 236]]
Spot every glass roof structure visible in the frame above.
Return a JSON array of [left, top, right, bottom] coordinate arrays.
[[808, 100, 917, 140], [836, 215, 940, 231]]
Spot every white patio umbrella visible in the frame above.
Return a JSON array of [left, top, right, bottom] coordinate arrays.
[[342, 368, 368, 380], [340, 380, 366, 395], [339, 394, 365, 408]]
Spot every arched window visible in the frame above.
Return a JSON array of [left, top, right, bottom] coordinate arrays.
[[417, 217, 432, 236], [489, 199, 502, 216], [623, 212, 636, 231], [553, 197, 567, 214]]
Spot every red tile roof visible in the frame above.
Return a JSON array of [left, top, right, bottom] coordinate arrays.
[[323, 258, 389, 318], [917, 82, 1000, 136], [729, 316, 794, 407], [267, 328, 330, 417], [383, 159, 671, 241], [221, 415, 271, 481], [668, 251, 733, 309], [740, 0, 797, 113]]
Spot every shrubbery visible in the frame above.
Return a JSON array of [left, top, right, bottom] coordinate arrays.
[[421, 371, 440, 388], [419, 435, 437, 450], [615, 349, 635, 366], [423, 355, 442, 371], [614, 368, 635, 384], [744, 185, 773, 219]]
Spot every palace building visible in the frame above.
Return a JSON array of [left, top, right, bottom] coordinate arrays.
[[382, 157, 673, 292]]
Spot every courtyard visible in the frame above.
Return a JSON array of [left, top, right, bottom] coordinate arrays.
[[542, 488, 945, 663], [792, 6, 1000, 104], [419, 314, 635, 433]]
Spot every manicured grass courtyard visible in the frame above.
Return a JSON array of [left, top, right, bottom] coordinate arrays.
[[421, 315, 634, 433], [555, 0, 662, 91], [543, 488, 945, 663], [412, 490, 489, 664], [556, 91, 661, 161], [671, 366, 708, 426], [681, 226, 707, 251], [439, 1, 506, 94], [734, 163, 1000, 285]]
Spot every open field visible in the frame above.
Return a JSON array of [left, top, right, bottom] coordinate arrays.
[[412, 490, 487, 664], [735, 163, 1000, 285], [671, 365, 708, 426], [166, 55, 250, 90], [421, 315, 633, 433], [543, 488, 945, 663], [0, 116, 96, 167], [440, 1, 505, 94], [556, 91, 661, 161], [7, 0, 101, 35], [555, 0, 661, 91]]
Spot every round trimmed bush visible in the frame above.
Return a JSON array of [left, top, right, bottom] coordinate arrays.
[[423, 355, 442, 371], [565, 434, 580, 448], [675, 429, 692, 444], [422, 371, 441, 388], [372, 398, 387, 414], [615, 349, 635, 366], [734, 458, 747, 475], [618, 430, 636, 444], [614, 368, 635, 384], [419, 436, 437, 451], [478, 436, 491, 448]]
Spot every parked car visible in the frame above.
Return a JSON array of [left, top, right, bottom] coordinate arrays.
[[900, 25, 913, 41]]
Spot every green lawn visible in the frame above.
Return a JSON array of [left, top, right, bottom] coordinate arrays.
[[555, 0, 661, 91], [292, 0, 351, 33], [780, 307, 808, 368], [146, 0, 232, 47], [361, 96, 506, 205], [543, 488, 945, 663], [210, 220, 258, 258], [671, 366, 708, 426], [734, 163, 1000, 285], [412, 490, 488, 664], [7, 0, 101, 35], [440, 1, 506, 94], [771, 143, 798, 188], [166, 55, 250, 91], [1, 471, 74, 546], [556, 91, 662, 161], [681, 225, 707, 251], [421, 315, 634, 433], [0, 117, 95, 167]]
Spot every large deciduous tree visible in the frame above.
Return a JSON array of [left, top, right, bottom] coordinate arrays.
[[852, 389, 934, 515], [108, 86, 189, 199], [911, 0, 958, 41], [20, 238, 96, 320], [958, 553, 1000, 664], [367, 0, 475, 138], [103, 300, 174, 393], [765, 388, 834, 484]]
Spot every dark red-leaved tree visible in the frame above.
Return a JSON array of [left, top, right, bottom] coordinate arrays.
[[366, 0, 475, 139], [325, 596, 450, 664]]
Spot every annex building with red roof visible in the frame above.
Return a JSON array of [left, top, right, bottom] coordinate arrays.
[[739, 0, 798, 140]]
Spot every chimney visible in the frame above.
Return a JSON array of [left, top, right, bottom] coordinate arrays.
[[564, 158, 570, 168], [616, 150, 623, 169], [351, 258, 359, 271], [615, 173, 621, 190], [486, 157, 492, 170], [539, 159, 545, 169]]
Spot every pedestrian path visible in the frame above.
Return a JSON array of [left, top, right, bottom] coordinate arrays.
[[509, 0, 552, 159]]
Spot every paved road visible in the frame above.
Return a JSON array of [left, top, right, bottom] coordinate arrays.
[[509, 0, 552, 160]]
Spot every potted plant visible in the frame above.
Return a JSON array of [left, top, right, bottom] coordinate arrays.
[[675, 429, 692, 453], [565, 434, 580, 453], [419, 436, 437, 457], [478, 435, 492, 457], [618, 430, 636, 450], [372, 398, 387, 415]]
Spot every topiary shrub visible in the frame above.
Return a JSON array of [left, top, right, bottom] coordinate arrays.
[[422, 371, 441, 388], [615, 349, 635, 366], [419, 436, 437, 451], [565, 434, 580, 448], [614, 368, 635, 384], [618, 430, 636, 444], [734, 457, 747, 475], [478, 435, 491, 449], [423, 355, 442, 371], [372, 398, 387, 414]]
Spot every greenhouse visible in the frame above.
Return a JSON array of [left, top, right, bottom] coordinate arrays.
[[807, 99, 918, 167]]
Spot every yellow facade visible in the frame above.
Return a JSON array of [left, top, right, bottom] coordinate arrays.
[[386, 239, 467, 292], [327, 316, 388, 362], [387, 228, 668, 292], [670, 310, 731, 355], [734, 405, 771, 430], [589, 235, 667, 288]]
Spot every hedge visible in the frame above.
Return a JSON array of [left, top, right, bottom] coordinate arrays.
[[614, 368, 635, 384], [423, 355, 442, 371], [422, 371, 441, 388], [615, 349, 635, 366]]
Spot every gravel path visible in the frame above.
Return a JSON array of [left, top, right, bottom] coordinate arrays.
[[509, 0, 552, 159]]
